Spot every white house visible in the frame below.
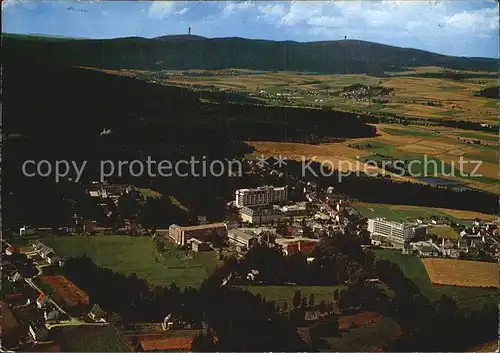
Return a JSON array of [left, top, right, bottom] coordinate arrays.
[[28, 321, 49, 342], [44, 309, 59, 321], [89, 304, 106, 321], [20, 225, 37, 236]]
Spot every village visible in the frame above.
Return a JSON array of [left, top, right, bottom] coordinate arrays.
[[3, 155, 499, 352]]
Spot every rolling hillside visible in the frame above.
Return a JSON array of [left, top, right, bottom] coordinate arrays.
[[3, 33, 498, 74]]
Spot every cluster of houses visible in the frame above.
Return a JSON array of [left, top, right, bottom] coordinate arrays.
[[87, 182, 137, 202], [367, 216, 500, 260], [430, 222, 499, 259], [336, 84, 394, 103], [2, 239, 108, 351], [32, 241, 65, 267]]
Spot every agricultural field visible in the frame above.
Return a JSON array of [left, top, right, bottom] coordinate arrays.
[[374, 249, 498, 311], [39, 234, 221, 288], [421, 258, 499, 288], [90, 66, 498, 123], [83, 66, 499, 123], [234, 285, 344, 307], [248, 122, 499, 194], [247, 140, 419, 184], [349, 124, 499, 193], [351, 202, 498, 224]]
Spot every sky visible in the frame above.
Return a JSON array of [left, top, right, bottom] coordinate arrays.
[[2, 0, 499, 58]]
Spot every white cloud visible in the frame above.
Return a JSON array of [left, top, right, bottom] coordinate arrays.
[[222, 1, 255, 18], [443, 7, 499, 31], [2, 0, 32, 10], [256, 3, 286, 21], [308, 16, 345, 28], [148, 1, 189, 19], [251, 1, 498, 41], [175, 7, 189, 15], [279, 2, 323, 26]]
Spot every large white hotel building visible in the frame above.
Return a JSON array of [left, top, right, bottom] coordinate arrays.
[[235, 186, 288, 207], [368, 218, 427, 245]]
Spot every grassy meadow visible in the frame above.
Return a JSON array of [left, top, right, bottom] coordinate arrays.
[[38, 234, 220, 288]]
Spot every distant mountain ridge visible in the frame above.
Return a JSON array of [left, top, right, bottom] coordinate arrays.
[[3, 32, 498, 74], [154, 34, 207, 41]]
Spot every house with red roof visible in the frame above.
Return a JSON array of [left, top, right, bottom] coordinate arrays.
[[36, 292, 49, 309], [282, 241, 316, 256], [5, 245, 19, 256], [137, 336, 194, 352]]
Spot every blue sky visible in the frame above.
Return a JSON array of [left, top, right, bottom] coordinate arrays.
[[2, 0, 499, 58]]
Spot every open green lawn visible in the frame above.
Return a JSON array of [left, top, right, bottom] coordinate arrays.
[[40, 234, 220, 288], [429, 226, 460, 239], [234, 285, 345, 307], [319, 317, 401, 352], [374, 249, 498, 311]]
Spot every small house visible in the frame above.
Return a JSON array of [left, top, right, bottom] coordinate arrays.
[[304, 310, 321, 321], [28, 320, 49, 342], [191, 239, 211, 252], [89, 304, 106, 320], [402, 243, 413, 255], [418, 245, 439, 257], [5, 245, 19, 256], [44, 309, 60, 322], [20, 226, 37, 236], [36, 293, 49, 309], [9, 272, 22, 283]]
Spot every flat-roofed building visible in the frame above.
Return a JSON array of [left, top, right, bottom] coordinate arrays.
[[235, 186, 287, 207], [239, 206, 286, 224], [167, 223, 227, 246], [190, 239, 211, 252], [227, 229, 259, 249], [367, 218, 427, 245], [278, 202, 308, 217]]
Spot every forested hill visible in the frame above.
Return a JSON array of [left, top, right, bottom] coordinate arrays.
[[3, 33, 498, 74]]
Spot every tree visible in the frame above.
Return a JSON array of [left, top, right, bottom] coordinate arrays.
[[292, 290, 302, 309], [308, 293, 315, 309], [301, 297, 308, 309], [154, 237, 165, 253], [210, 230, 226, 248], [192, 332, 216, 351], [283, 301, 289, 313]]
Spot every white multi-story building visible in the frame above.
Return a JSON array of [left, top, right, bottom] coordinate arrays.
[[235, 186, 288, 207], [368, 218, 427, 245]]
